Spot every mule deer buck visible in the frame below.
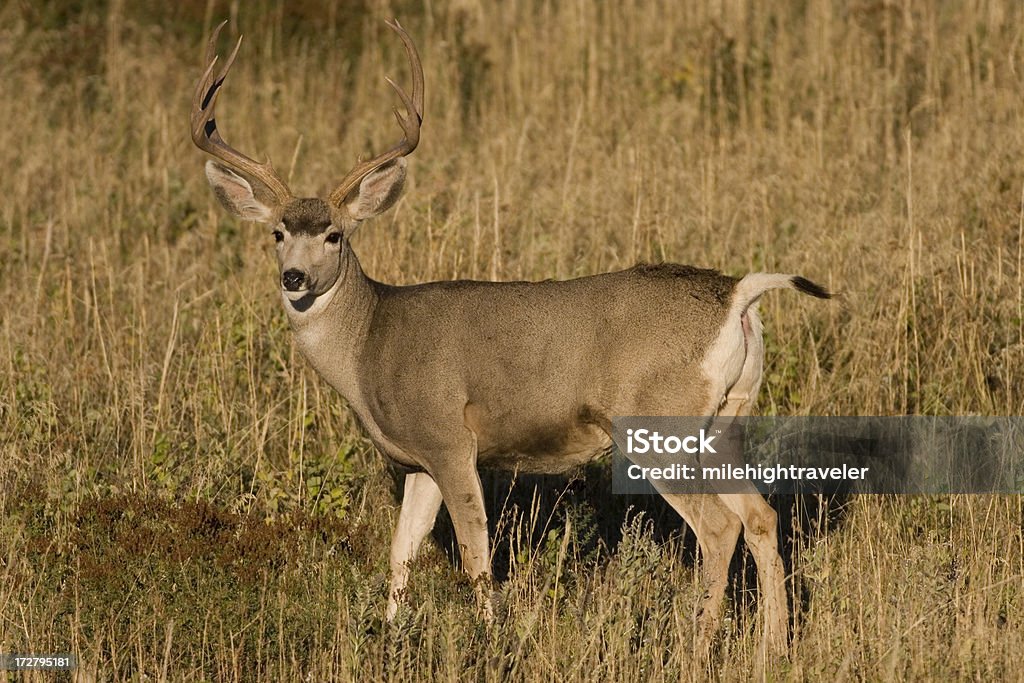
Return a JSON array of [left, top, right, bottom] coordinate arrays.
[[191, 19, 830, 655]]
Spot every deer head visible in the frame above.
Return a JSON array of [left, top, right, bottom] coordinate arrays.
[[191, 19, 424, 302]]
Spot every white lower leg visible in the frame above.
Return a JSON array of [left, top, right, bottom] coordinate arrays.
[[386, 472, 443, 620]]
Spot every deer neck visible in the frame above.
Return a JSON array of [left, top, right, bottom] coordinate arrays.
[[281, 243, 377, 399]]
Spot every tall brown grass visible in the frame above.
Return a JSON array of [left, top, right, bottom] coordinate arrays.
[[1, 0, 1022, 680]]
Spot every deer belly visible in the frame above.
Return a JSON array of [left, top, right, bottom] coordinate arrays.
[[472, 420, 613, 474]]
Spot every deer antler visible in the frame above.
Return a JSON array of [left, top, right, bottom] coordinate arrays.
[[191, 21, 293, 206], [328, 19, 424, 208]]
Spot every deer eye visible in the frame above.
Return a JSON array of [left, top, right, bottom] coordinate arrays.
[[272, 230, 284, 243], [325, 232, 342, 245]]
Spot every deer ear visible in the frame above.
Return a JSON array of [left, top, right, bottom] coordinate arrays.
[[205, 160, 277, 223], [345, 158, 407, 222]]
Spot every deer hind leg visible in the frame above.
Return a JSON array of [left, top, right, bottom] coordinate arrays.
[[657, 492, 742, 654], [616, 380, 744, 655], [710, 305, 789, 654], [716, 492, 788, 656], [387, 472, 444, 620]]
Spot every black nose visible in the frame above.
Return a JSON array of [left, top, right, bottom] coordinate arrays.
[[282, 269, 306, 291]]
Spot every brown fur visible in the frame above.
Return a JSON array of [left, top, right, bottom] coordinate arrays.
[[281, 198, 333, 235], [356, 266, 735, 472]]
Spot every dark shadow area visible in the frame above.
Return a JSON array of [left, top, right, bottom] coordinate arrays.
[[387, 461, 854, 631], [387, 461, 698, 581]]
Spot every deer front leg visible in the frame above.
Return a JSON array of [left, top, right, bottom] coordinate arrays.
[[432, 461, 493, 620], [387, 472, 444, 620]]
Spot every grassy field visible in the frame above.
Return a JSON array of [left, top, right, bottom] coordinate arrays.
[[2, 0, 1023, 680]]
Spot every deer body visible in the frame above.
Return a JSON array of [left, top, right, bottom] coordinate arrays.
[[191, 20, 831, 657], [290, 259, 734, 473]]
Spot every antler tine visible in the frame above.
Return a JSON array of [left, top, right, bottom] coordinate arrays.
[[190, 21, 293, 206], [328, 20, 425, 208], [389, 19, 424, 118]]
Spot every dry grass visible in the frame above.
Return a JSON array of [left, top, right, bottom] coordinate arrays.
[[1, 0, 1023, 680]]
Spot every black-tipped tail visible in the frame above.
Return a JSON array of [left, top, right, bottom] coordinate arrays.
[[791, 276, 831, 299]]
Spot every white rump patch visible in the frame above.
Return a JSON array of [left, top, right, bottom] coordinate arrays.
[[700, 308, 749, 413]]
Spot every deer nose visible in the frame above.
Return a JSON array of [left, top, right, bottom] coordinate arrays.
[[282, 269, 307, 291]]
